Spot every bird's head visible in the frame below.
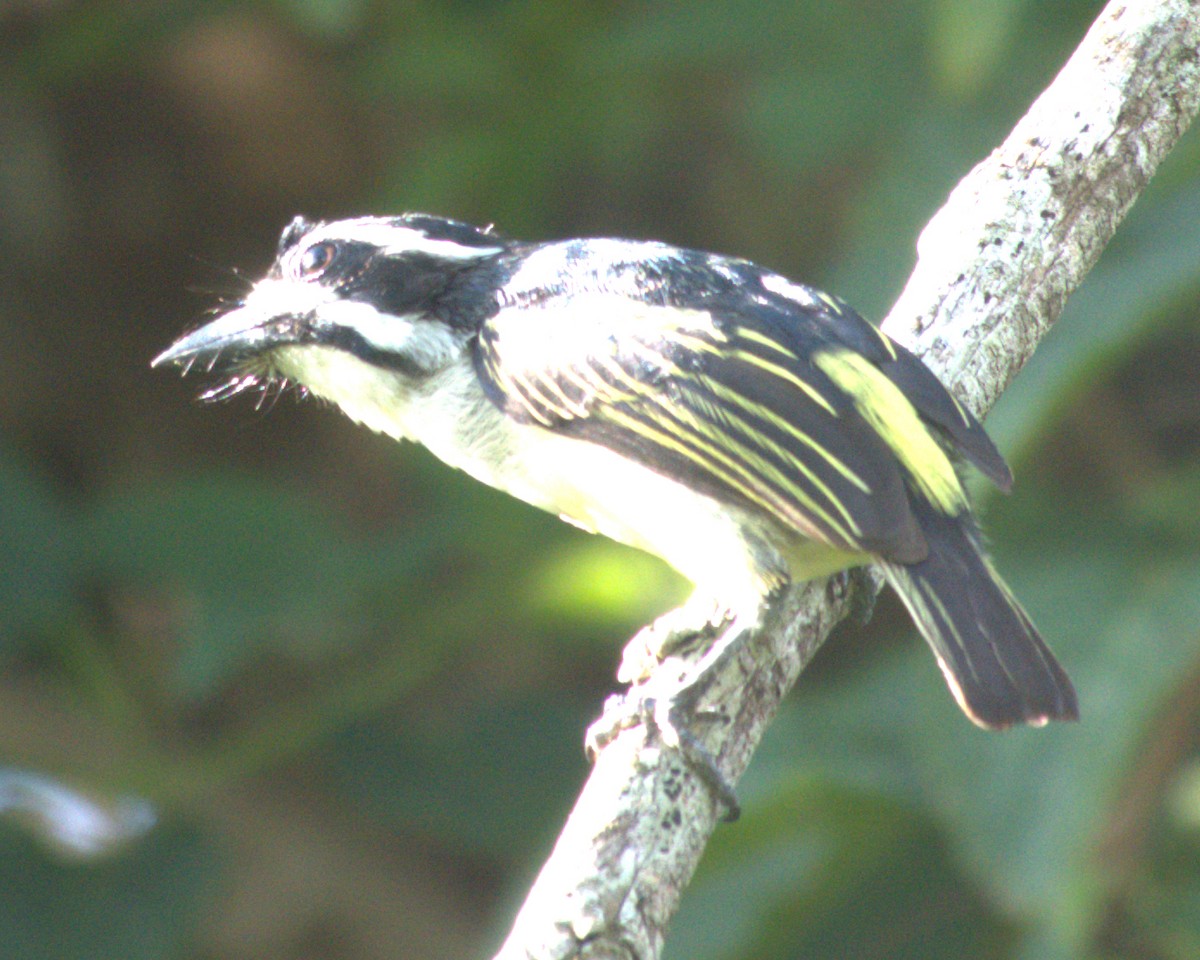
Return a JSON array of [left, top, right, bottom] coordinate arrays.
[[152, 214, 510, 401]]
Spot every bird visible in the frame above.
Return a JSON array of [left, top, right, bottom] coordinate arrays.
[[153, 213, 1078, 734]]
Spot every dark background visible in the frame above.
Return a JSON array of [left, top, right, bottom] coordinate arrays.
[[3, 2, 1200, 958]]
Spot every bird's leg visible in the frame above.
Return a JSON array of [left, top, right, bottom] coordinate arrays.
[[646, 616, 759, 821], [588, 599, 764, 822], [615, 592, 732, 685], [588, 590, 733, 757]]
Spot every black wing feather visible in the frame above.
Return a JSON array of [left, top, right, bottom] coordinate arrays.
[[749, 280, 1013, 491], [474, 276, 941, 562], [877, 345, 1013, 491]]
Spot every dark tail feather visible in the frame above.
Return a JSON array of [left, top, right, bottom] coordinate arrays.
[[881, 504, 1078, 728]]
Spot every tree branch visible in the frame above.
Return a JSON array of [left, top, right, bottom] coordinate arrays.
[[493, 2, 1200, 958], [883, 0, 1200, 398]]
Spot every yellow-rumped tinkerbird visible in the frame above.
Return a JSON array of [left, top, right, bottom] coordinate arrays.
[[154, 214, 1077, 760]]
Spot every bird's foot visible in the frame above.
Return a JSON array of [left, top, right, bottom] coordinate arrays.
[[616, 597, 733, 684], [590, 607, 759, 822], [828, 566, 879, 626], [585, 684, 740, 821]]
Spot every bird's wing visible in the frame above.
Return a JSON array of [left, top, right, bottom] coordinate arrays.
[[472, 274, 977, 563]]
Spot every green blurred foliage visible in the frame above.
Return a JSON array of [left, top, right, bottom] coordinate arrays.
[[1, 1, 1198, 958]]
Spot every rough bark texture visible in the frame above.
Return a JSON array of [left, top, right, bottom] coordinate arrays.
[[493, 3, 1200, 958], [884, 0, 1200, 399]]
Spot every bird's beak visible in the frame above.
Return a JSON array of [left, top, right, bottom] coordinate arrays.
[[152, 305, 277, 370], [152, 278, 326, 370]]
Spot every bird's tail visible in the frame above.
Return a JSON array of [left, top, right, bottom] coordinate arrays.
[[880, 502, 1078, 728]]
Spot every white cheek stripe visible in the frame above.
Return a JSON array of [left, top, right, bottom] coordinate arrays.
[[243, 278, 419, 354], [245, 278, 463, 372], [303, 218, 504, 261], [334, 302, 463, 371], [312, 299, 417, 352]]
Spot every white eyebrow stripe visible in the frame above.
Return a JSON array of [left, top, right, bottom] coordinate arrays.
[[303, 219, 504, 260]]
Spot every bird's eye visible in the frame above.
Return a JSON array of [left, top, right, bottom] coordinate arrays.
[[296, 242, 337, 279]]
